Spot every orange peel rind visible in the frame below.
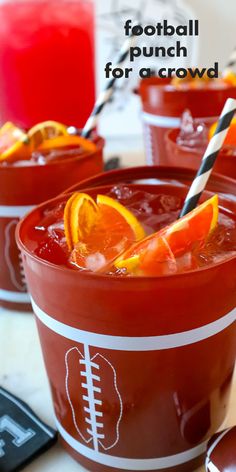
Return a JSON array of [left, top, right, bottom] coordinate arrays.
[[0, 120, 97, 163], [114, 195, 219, 276], [209, 117, 236, 146], [38, 135, 96, 153], [63, 192, 146, 270], [222, 71, 236, 87], [0, 122, 30, 163], [64, 192, 98, 252]]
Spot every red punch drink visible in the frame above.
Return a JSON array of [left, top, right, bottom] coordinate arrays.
[[0, 121, 103, 311], [139, 76, 236, 166], [17, 167, 236, 472], [0, 0, 95, 128]]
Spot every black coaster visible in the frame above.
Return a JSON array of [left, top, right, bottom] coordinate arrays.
[[0, 386, 57, 472]]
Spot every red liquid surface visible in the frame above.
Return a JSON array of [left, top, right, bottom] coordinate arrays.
[[0, 0, 95, 128], [30, 185, 236, 276]]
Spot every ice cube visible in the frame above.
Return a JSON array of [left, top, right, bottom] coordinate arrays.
[[35, 204, 64, 232], [177, 109, 208, 150], [86, 253, 107, 272], [180, 109, 194, 135], [109, 185, 133, 201]]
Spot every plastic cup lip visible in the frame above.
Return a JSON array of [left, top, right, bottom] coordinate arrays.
[[165, 128, 206, 156], [139, 77, 236, 94], [0, 135, 104, 173], [138, 78, 236, 118], [16, 165, 236, 283]]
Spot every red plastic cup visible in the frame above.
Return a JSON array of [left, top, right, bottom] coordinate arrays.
[[139, 78, 236, 166], [165, 128, 236, 179], [17, 166, 236, 472], [0, 136, 104, 312]]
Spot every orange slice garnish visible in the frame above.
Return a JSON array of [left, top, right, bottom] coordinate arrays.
[[64, 192, 145, 271], [209, 117, 236, 145], [96, 194, 145, 241], [0, 122, 29, 163], [0, 120, 97, 163], [38, 135, 96, 153], [64, 192, 98, 252], [115, 195, 218, 276], [222, 71, 236, 87], [28, 120, 68, 150], [171, 73, 211, 88]]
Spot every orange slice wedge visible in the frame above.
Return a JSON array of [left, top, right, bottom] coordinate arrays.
[[209, 117, 236, 146], [115, 195, 218, 276], [64, 192, 98, 252], [96, 194, 145, 241], [38, 135, 96, 153], [64, 192, 145, 271], [0, 122, 29, 163], [28, 120, 68, 151], [222, 71, 236, 87], [0, 120, 97, 163], [171, 73, 211, 88]]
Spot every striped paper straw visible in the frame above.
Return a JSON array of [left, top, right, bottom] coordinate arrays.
[[223, 47, 236, 76], [179, 98, 236, 217], [81, 33, 136, 139]]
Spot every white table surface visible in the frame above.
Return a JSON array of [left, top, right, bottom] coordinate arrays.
[[1, 150, 236, 472]]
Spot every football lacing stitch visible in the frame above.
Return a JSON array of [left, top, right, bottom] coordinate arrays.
[[79, 346, 104, 450], [18, 252, 27, 288]]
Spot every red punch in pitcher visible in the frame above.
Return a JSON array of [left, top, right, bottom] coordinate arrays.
[[0, 0, 95, 128]]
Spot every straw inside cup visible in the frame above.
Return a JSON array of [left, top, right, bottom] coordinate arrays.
[[179, 98, 236, 217], [81, 33, 136, 139]]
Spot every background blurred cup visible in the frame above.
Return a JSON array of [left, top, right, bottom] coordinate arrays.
[[166, 128, 236, 180], [0, 135, 104, 312], [139, 77, 236, 166]]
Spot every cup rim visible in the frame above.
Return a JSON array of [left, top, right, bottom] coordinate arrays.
[[139, 77, 236, 94], [0, 135, 104, 172], [16, 166, 236, 282]]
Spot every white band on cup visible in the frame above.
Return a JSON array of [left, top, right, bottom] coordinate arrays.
[[205, 428, 230, 472], [0, 289, 30, 304], [0, 204, 34, 219], [142, 112, 181, 128], [32, 301, 236, 351], [55, 417, 207, 470], [142, 112, 216, 129], [143, 122, 154, 165], [32, 301, 233, 469], [207, 462, 220, 472]]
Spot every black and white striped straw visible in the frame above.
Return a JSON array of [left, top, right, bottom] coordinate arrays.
[[81, 33, 136, 139], [179, 98, 236, 218], [223, 47, 236, 76]]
